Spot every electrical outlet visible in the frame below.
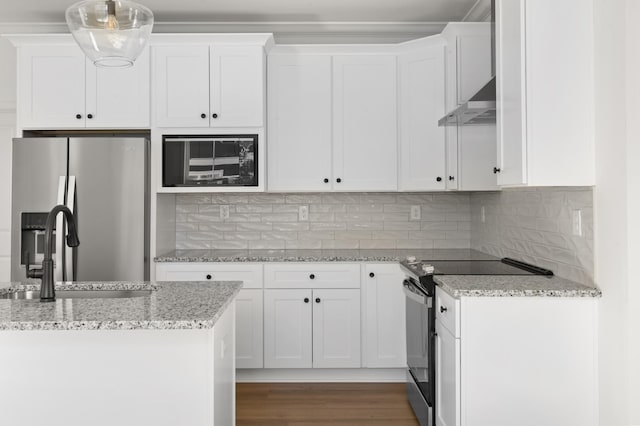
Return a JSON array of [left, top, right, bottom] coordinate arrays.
[[572, 209, 583, 236], [481, 206, 486, 223], [220, 205, 230, 220], [410, 205, 421, 221], [298, 205, 309, 221]]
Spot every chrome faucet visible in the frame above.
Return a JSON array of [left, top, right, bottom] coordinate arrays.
[[26, 205, 79, 302]]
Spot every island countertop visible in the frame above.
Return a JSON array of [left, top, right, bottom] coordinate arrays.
[[0, 281, 242, 331]]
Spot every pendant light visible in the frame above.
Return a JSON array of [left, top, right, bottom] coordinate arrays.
[[65, 0, 154, 68]]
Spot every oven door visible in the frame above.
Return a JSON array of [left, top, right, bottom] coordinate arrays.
[[404, 278, 434, 425]]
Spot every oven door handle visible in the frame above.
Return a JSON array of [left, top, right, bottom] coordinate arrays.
[[403, 279, 431, 306]]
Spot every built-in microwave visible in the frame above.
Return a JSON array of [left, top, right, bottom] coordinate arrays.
[[163, 134, 258, 187]]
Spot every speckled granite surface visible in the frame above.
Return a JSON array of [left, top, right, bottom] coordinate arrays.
[[434, 275, 601, 298], [155, 248, 498, 263], [0, 281, 242, 331]]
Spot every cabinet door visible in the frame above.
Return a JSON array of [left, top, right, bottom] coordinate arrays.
[[333, 55, 398, 191], [153, 45, 210, 128], [363, 264, 406, 368], [264, 289, 312, 368], [18, 45, 86, 129], [435, 319, 460, 426], [399, 45, 446, 191], [312, 289, 361, 368], [85, 48, 150, 128], [267, 55, 333, 191], [210, 45, 264, 127], [235, 289, 264, 369], [457, 126, 498, 191], [496, 0, 527, 186]]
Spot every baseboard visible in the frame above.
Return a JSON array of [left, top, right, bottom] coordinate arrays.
[[237, 368, 405, 383]]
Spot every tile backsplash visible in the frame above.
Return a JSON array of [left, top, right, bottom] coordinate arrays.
[[175, 193, 472, 250], [470, 187, 594, 284]]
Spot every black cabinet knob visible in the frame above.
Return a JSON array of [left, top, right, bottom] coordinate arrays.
[[212, 113, 218, 119], [436, 177, 442, 182], [493, 167, 501, 174], [369, 272, 375, 278], [75, 114, 82, 119], [206, 274, 212, 280], [315, 298, 321, 303], [336, 178, 342, 183], [309, 274, 315, 280], [323, 178, 329, 183], [87, 114, 93, 119], [449, 176, 455, 181], [304, 298, 310, 303], [201, 113, 207, 119], [440, 306, 447, 313]]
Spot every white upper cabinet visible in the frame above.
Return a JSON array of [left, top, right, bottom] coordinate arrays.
[[332, 55, 398, 191], [13, 39, 150, 130], [267, 47, 398, 192], [153, 43, 265, 128], [267, 55, 333, 191], [398, 37, 446, 191], [496, 0, 595, 186], [440, 23, 498, 191], [210, 45, 264, 127], [85, 49, 150, 128], [153, 45, 210, 128]]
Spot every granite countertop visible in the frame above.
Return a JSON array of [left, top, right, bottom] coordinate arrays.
[[434, 275, 601, 298], [0, 281, 242, 331], [155, 248, 498, 263]]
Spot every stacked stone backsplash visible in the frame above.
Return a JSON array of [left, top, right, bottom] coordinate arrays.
[[175, 193, 472, 250], [470, 187, 594, 285]]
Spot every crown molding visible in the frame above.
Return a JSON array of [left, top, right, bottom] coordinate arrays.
[[463, 0, 492, 22], [0, 21, 447, 44]]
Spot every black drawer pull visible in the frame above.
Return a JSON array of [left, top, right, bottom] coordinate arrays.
[[75, 114, 82, 119], [201, 113, 207, 119], [315, 298, 321, 303], [369, 272, 375, 278], [309, 274, 315, 280], [206, 274, 212, 280], [304, 298, 310, 303]]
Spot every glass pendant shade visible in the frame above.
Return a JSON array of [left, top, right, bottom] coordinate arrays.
[[65, 0, 154, 68]]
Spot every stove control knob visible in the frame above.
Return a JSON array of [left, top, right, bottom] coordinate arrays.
[[422, 264, 435, 274], [406, 256, 417, 263]]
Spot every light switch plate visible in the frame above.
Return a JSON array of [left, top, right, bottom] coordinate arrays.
[[298, 205, 309, 221], [572, 209, 582, 236], [410, 205, 421, 221], [220, 205, 230, 220]]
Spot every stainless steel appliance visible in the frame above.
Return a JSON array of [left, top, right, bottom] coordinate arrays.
[[399, 256, 553, 426], [11, 136, 150, 282], [162, 134, 258, 187]]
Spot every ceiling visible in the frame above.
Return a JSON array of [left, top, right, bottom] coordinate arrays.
[[0, 0, 483, 23]]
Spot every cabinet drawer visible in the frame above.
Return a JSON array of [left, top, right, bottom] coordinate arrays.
[[264, 263, 361, 289], [436, 287, 460, 337], [155, 263, 263, 288]]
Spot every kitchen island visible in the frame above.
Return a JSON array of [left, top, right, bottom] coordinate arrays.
[[0, 281, 242, 426]]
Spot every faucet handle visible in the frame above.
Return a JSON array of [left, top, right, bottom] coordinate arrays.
[[24, 251, 43, 280]]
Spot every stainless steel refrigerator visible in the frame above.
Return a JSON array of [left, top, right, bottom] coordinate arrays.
[[11, 136, 149, 282]]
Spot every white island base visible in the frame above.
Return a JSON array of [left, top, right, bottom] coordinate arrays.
[[0, 304, 235, 426]]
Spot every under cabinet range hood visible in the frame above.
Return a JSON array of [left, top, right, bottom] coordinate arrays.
[[439, 0, 496, 127], [438, 77, 496, 126]]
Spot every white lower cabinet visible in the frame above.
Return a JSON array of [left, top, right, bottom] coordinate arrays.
[[264, 288, 361, 369], [435, 319, 460, 426], [435, 287, 598, 426], [362, 263, 406, 368], [155, 263, 263, 369]]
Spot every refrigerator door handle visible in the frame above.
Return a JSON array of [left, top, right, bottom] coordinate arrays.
[[65, 176, 77, 282], [55, 176, 66, 282]]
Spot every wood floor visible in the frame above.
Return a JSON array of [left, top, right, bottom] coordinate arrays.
[[236, 383, 420, 426]]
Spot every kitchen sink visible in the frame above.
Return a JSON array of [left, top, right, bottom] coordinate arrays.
[[0, 290, 153, 300]]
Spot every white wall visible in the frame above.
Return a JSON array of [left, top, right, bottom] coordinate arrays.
[[593, 0, 640, 425]]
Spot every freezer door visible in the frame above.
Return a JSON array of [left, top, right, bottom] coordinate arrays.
[[68, 138, 149, 281], [11, 138, 68, 282]]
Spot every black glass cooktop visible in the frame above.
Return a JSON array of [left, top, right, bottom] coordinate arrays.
[[423, 258, 554, 276]]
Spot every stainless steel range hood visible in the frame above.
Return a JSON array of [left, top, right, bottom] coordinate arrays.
[[439, 0, 496, 127], [438, 77, 495, 126]]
